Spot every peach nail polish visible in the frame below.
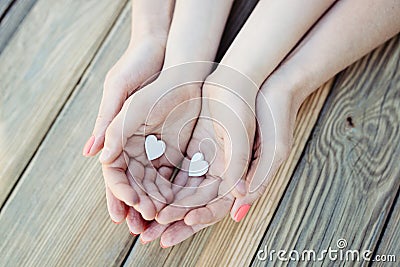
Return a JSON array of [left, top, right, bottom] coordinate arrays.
[[140, 238, 148, 245], [83, 135, 95, 156], [234, 204, 251, 222], [111, 219, 122, 224]]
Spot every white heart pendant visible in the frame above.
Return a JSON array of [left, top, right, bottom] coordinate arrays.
[[189, 152, 209, 177], [145, 135, 166, 161]]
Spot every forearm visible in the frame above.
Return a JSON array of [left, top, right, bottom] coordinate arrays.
[[219, 0, 335, 93], [130, 0, 174, 43], [163, 0, 233, 69], [276, 0, 400, 107]]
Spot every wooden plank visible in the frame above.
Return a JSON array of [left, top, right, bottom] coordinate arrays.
[[252, 36, 400, 266], [123, 80, 333, 267], [0, 0, 14, 19], [0, 0, 37, 53], [0, 3, 136, 266], [373, 192, 400, 266], [0, 0, 127, 206]]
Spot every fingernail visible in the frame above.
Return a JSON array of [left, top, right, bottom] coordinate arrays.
[[130, 232, 137, 237], [111, 219, 122, 224], [140, 237, 148, 245], [160, 241, 169, 249], [99, 148, 110, 163], [235, 180, 247, 196], [83, 135, 95, 156], [234, 204, 251, 222]]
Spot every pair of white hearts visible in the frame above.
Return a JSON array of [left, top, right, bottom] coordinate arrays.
[[144, 135, 209, 177]]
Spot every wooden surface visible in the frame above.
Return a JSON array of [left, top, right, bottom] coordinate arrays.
[[0, 0, 128, 206], [0, 0, 37, 52], [253, 35, 400, 267], [0, 1, 399, 266]]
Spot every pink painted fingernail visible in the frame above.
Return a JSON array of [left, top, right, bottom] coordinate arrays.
[[111, 219, 122, 224], [130, 232, 137, 237], [82, 135, 95, 156], [234, 204, 251, 222]]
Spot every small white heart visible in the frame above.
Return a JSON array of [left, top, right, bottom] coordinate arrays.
[[145, 135, 166, 161], [189, 152, 209, 177]]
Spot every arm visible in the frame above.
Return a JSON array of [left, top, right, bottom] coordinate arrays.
[[230, 0, 400, 222]]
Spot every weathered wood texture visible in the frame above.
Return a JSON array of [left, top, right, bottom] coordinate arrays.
[[252, 35, 400, 266], [373, 193, 400, 266], [0, 3, 136, 266], [0, 0, 37, 53], [123, 82, 333, 267], [0, 0, 127, 206], [0, 0, 14, 18]]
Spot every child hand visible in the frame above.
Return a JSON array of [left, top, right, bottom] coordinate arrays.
[[99, 66, 204, 220], [156, 68, 257, 226]]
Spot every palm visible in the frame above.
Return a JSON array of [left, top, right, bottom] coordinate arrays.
[[156, 99, 234, 224], [101, 75, 202, 220]]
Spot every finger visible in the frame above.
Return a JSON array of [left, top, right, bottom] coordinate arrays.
[[184, 194, 233, 225], [140, 221, 170, 244], [99, 93, 147, 164], [160, 221, 209, 248], [229, 89, 290, 222], [106, 186, 128, 224], [84, 82, 128, 157], [155, 174, 204, 224], [127, 171, 158, 221], [156, 177, 217, 224], [155, 167, 174, 204], [171, 158, 192, 194], [102, 157, 139, 207], [219, 125, 253, 199], [126, 206, 148, 235]]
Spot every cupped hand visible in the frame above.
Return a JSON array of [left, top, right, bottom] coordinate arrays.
[[83, 37, 167, 157], [143, 73, 297, 247], [228, 74, 296, 220], [99, 64, 210, 220], [155, 68, 257, 229]]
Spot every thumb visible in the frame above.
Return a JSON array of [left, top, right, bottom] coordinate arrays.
[[83, 72, 141, 157], [85, 86, 127, 157], [219, 121, 254, 199]]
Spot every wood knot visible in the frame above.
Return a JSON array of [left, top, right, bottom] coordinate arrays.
[[346, 116, 355, 128]]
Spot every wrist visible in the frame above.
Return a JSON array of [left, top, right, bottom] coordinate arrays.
[[205, 65, 259, 106], [130, 1, 172, 48], [264, 62, 314, 112]]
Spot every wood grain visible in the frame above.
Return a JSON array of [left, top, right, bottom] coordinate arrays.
[[0, 0, 127, 206], [123, 80, 333, 267], [0, 0, 14, 19], [0, 3, 136, 266], [373, 192, 399, 266], [252, 36, 400, 266], [0, 0, 37, 53]]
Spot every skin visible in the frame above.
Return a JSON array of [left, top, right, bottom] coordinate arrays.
[[155, 0, 335, 225], [100, 0, 233, 222], [142, 0, 400, 247], [87, 0, 400, 246]]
